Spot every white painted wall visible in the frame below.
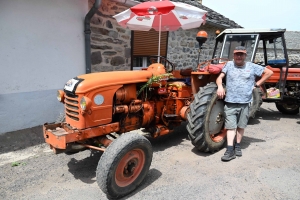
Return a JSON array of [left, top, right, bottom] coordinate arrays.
[[0, 0, 88, 134]]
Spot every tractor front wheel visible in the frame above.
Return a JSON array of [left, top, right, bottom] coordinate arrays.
[[96, 132, 153, 199]]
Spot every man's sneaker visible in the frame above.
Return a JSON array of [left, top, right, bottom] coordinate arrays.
[[235, 146, 242, 157], [221, 149, 236, 161]]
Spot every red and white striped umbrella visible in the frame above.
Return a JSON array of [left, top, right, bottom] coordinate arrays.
[[113, 0, 207, 59]]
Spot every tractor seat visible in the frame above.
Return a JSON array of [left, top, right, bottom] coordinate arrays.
[[267, 59, 287, 68]]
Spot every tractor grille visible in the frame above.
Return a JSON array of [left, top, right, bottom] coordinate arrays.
[[65, 93, 79, 121]]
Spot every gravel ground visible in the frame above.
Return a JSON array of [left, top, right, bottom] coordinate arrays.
[[0, 103, 300, 200]]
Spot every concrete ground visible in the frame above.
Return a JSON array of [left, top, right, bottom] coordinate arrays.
[[0, 103, 300, 200]]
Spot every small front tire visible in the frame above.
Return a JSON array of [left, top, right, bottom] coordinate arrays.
[[96, 132, 153, 199]]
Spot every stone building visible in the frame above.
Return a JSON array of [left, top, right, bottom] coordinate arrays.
[[89, 0, 242, 72], [0, 0, 243, 134], [2, 0, 297, 134]]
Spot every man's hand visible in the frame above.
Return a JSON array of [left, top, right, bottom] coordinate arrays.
[[216, 72, 225, 99], [217, 86, 226, 99]]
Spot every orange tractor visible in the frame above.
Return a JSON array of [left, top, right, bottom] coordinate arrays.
[[43, 28, 299, 198]]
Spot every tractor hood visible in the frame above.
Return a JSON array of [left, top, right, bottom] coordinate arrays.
[[64, 70, 153, 94]]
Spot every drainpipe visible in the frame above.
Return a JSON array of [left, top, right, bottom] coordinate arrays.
[[85, 0, 101, 74]]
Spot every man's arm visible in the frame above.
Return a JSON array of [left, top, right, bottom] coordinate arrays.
[[216, 72, 226, 99], [255, 67, 273, 87]]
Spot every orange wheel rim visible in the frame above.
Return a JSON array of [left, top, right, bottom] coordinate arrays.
[[115, 149, 145, 187], [210, 129, 227, 142]]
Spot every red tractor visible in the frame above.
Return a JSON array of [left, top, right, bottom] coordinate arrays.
[[187, 28, 300, 153], [211, 28, 300, 115], [43, 28, 299, 198]]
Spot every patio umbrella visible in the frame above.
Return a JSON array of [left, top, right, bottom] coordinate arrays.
[[113, 0, 207, 62]]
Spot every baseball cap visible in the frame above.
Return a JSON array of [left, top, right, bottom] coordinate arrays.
[[233, 46, 247, 54]]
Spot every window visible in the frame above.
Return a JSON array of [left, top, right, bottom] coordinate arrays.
[[265, 37, 286, 65], [132, 57, 149, 69], [132, 29, 168, 70], [220, 34, 259, 62]]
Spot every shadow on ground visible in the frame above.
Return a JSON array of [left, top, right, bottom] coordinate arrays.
[[240, 136, 266, 149], [119, 168, 162, 200], [66, 149, 162, 200], [0, 125, 44, 154], [191, 135, 266, 158], [249, 106, 300, 124], [67, 150, 102, 184], [65, 123, 186, 198], [147, 122, 189, 152]]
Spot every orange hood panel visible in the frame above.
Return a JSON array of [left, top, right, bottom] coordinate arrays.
[[76, 71, 153, 93]]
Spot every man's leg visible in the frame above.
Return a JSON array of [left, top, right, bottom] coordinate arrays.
[[221, 104, 237, 161], [221, 129, 236, 161], [235, 127, 244, 156], [236, 127, 244, 143], [235, 103, 249, 157], [227, 129, 236, 146]]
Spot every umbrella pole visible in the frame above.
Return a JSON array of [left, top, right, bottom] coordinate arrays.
[[158, 15, 161, 63]]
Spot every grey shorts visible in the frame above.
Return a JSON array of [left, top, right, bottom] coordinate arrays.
[[224, 103, 250, 129]]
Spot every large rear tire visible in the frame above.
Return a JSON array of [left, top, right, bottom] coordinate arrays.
[[275, 102, 299, 115], [187, 83, 227, 153], [96, 133, 153, 199], [249, 88, 263, 118]]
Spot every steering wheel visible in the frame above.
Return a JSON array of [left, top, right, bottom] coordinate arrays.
[[197, 58, 228, 71], [255, 61, 264, 65], [149, 55, 175, 73]]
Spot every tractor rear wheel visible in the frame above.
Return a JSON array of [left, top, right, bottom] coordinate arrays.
[[275, 102, 299, 115], [249, 88, 263, 118], [187, 82, 227, 153], [96, 132, 153, 199]]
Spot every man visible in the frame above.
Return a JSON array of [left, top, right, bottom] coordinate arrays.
[[216, 46, 273, 162]]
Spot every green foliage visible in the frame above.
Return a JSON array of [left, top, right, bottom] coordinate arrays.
[[11, 161, 26, 167], [138, 73, 173, 96]]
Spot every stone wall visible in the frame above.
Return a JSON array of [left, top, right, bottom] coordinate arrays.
[[167, 24, 223, 69], [90, 0, 131, 72]]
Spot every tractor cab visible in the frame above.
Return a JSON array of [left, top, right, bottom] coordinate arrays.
[[212, 28, 290, 101]]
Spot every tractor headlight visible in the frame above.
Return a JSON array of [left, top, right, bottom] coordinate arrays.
[[80, 96, 91, 111], [57, 90, 65, 103]]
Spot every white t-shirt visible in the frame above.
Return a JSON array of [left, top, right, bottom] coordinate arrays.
[[222, 61, 264, 103]]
